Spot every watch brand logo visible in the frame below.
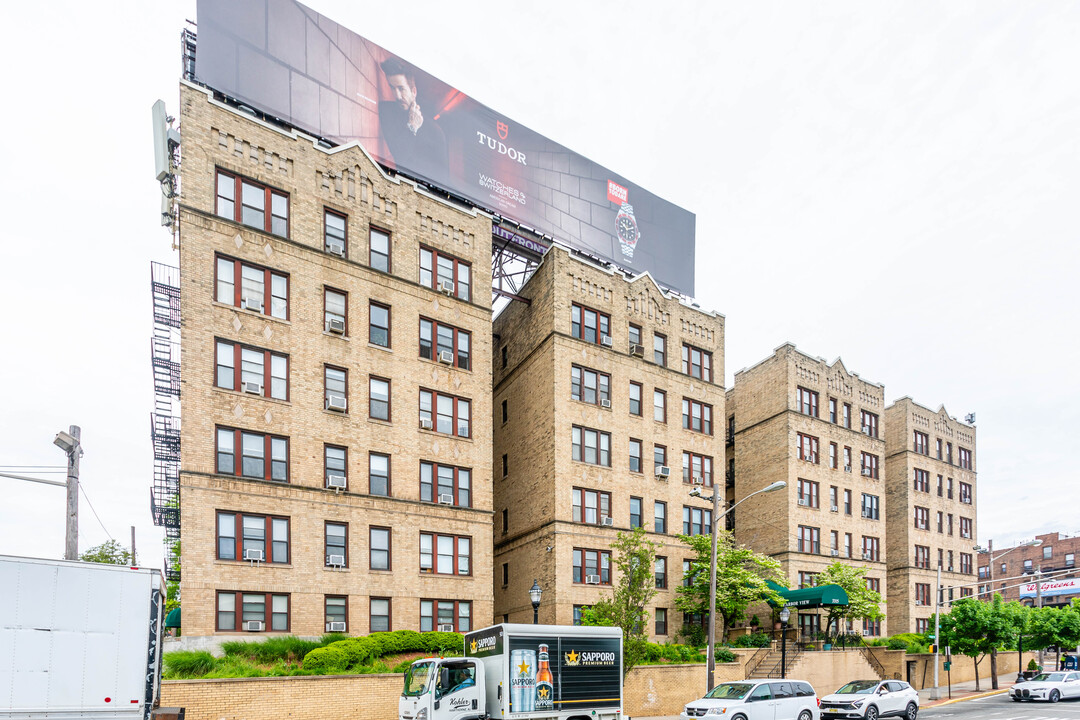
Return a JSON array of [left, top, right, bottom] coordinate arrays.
[[607, 180, 629, 205], [475, 125, 527, 166], [497, 120, 509, 140]]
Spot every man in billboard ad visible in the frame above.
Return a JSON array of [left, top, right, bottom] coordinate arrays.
[[377, 57, 448, 188]]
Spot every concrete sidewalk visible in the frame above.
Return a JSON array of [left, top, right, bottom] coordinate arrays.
[[919, 677, 1015, 707]]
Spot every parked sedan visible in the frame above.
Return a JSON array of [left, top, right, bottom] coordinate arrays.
[[819, 680, 919, 720], [1010, 671, 1080, 702], [680, 680, 820, 720]]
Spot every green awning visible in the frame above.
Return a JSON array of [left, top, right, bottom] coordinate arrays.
[[165, 608, 181, 628], [767, 581, 849, 609]]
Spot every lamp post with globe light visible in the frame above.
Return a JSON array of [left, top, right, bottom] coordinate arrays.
[[530, 579, 542, 624]]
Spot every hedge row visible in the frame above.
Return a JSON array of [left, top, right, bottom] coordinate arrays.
[[302, 630, 463, 673]]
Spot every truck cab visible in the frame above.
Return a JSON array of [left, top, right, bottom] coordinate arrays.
[[400, 657, 486, 720]]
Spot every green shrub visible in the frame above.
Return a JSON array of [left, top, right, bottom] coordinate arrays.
[[715, 648, 738, 663], [887, 637, 908, 650], [203, 655, 264, 678], [163, 651, 217, 679], [732, 632, 771, 648], [644, 643, 662, 661], [422, 631, 464, 655], [225, 636, 324, 663], [678, 623, 707, 648], [302, 646, 350, 673]]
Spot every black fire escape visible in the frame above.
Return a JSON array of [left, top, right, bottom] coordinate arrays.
[[150, 261, 181, 582]]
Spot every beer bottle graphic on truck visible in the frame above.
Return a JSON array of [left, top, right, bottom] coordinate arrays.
[[535, 644, 553, 711]]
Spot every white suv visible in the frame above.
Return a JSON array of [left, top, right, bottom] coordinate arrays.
[[819, 680, 918, 720], [681, 679, 820, 720]]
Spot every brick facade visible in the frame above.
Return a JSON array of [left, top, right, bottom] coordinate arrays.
[[977, 532, 1080, 606]]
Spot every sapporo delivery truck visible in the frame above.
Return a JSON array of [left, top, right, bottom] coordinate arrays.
[[0, 555, 165, 720], [399, 624, 622, 720]]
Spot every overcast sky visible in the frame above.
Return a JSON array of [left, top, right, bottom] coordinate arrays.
[[1, 1, 1077, 566]]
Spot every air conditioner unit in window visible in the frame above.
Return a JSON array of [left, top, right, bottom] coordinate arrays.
[[948, 566, 954, 572], [326, 394, 348, 412], [326, 621, 347, 632], [420, 418, 433, 430], [438, 624, 455, 632], [326, 474, 347, 490], [585, 575, 601, 585], [862, 468, 872, 477], [438, 493, 454, 505], [863, 552, 873, 561], [242, 297, 263, 312], [862, 630, 871, 636], [797, 498, 809, 506], [244, 549, 265, 562], [655, 466, 670, 479], [629, 343, 644, 357], [600, 335, 613, 347], [439, 279, 455, 295], [830, 550, 840, 557], [438, 350, 454, 364], [601, 517, 614, 527], [327, 554, 345, 567], [600, 399, 611, 409], [326, 317, 346, 335], [326, 240, 345, 257], [830, 505, 839, 512], [692, 474, 704, 486], [245, 620, 264, 632], [243, 381, 263, 395], [861, 509, 871, 518], [844, 465, 852, 473]]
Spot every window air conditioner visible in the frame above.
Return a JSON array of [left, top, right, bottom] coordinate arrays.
[[862, 509, 871, 518], [585, 574, 601, 585], [862, 630, 871, 637], [629, 343, 644, 357], [438, 624, 455, 632], [420, 418, 433, 430], [438, 493, 454, 505], [326, 317, 346, 335], [844, 465, 852, 473], [862, 468, 872, 477], [831, 550, 840, 557], [598, 398, 611, 409], [243, 381, 263, 395], [326, 621, 347, 632], [326, 239, 345, 257], [326, 395, 348, 412], [326, 474, 347, 490], [602, 517, 614, 527], [327, 554, 345, 567], [863, 552, 873, 561], [244, 549, 265, 562], [692, 474, 704, 486], [242, 297, 263, 312], [655, 466, 670, 479], [797, 498, 809, 506], [439, 279, 455, 295], [948, 566, 954, 572], [830, 505, 839, 512], [438, 350, 455, 365], [245, 620, 264, 632], [600, 335, 613, 347]]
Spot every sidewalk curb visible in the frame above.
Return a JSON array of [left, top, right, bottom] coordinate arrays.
[[925, 688, 1010, 707]]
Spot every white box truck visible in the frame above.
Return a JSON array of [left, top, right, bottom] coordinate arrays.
[[399, 623, 622, 720], [0, 555, 165, 720]]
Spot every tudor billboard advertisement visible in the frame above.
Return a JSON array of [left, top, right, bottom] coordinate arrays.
[[194, 0, 696, 296]]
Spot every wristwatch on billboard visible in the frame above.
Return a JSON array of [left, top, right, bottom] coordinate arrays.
[[616, 203, 640, 259]]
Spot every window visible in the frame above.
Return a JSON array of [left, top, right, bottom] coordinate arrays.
[[420, 533, 471, 575], [630, 497, 642, 529], [629, 439, 642, 473], [325, 595, 347, 631], [420, 389, 471, 437], [682, 560, 695, 587], [654, 445, 667, 471], [915, 583, 931, 605], [798, 526, 820, 554], [914, 506, 930, 530], [369, 303, 390, 347], [628, 324, 642, 348], [325, 366, 347, 412], [1066, 553, 1075, 567], [369, 377, 391, 421], [325, 445, 347, 489], [937, 474, 944, 497], [573, 605, 587, 626], [828, 442, 838, 469], [937, 511, 944, 533], [947, 513, 954, 536], [216, 591, 289, 632], [798, 571, 818, 589], [324, 208, 348, 256], [797, 433, 819, 463], [829, 486, 838, 511], [862, 618, 881, 637], [367, 453, 391, 497], [216, 512, 289, 563], [324, 287, 347, 334], [655, 608, 668, 635], [420, 462, 471, 507], [960, 553, 973, 574], [653, 389, 667, 423], [501, 400, 508, 424], [655, 557, 668, 589], [370, 527, 391, 570], [325, 522, 347, 567], [215, 340, 288, 400], [830, 530, 839, 554], [216, 427, 288, 482], [654, 501, 667, 533], [936, 438, 943, 459], [215, 169, 289, 237], [959, 481, 972, 504], [682, 506, 712, 536], [419, 245, 470, 300], [844, 533, 853, 558], [573, 548, 612, 584], [946, 442, 953, 464], [370, 227, 391, 272], [958, 447, 972, 470], [682, 345, 713, 381], [501, 346, 507, 369], [860, 452, 879, 479], [914, 546, 930, 569], [913, 431, 929, 455], [419, 318, 471, 370], [947, 477, 954, 499], [860, 410, 878, 438], [843, 403, 852, 429], [653, 334, 667, 366], [861, 494, 879, 520], [959, 517, 972, 539], [960, 587, 973, 598], [913, 468, 929, 492], [843, 489, 852, 515], [797, 479, 819, 508], [420, 600, 471, 632], [682, 452, 713, 486], [629, 382, 642, 416], [573, 488, 611, 524], [501, 454, 508, 478], [915, 618, 929, 634], [829, 398, 838, 423], [843, 446, 852, 472], [501, 508, 508, 535], [681, 398, 713, 434], [570, 304, 610, 344], [572, 426, 611, 466], [796, 387, 819, 417], [216, 255, 288, 319], [571, 365, 611, 405], [862, 536, 880, 561]]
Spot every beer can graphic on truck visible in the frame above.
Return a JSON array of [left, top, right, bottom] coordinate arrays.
[[535, 644, 554, 711], [510, 648, 536, 713]]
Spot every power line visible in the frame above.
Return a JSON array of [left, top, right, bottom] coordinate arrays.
[[78, 484, 114, 543], [0, 464, 66, 469]]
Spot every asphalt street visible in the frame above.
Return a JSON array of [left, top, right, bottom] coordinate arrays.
[[923, 693, 1080, 719]]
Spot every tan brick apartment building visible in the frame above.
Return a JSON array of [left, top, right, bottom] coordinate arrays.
[[884, 398, 977, 634], [978, 532, 1080, 607], [174, 82, 494, 636], [726, 344, 891, 639], [491, 247, 725, 639]]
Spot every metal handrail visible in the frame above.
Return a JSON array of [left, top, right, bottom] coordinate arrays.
[[744, 647, 771, 677], [859, 646, 887, 679]]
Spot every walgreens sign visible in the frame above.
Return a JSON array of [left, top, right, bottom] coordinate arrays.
[[1019, 577, 1080, 599]]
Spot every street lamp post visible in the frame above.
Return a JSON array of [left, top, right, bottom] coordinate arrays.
[[779, 607, 790, 679], [530, 579, 542, 625], [53, 426, 82, 561], [693, 479, 786, 692]]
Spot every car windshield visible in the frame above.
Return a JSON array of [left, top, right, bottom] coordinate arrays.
[[836, 681, 880, 695], [1032, 673, 1067, 683], [403, 661, 435, 697], [705, 683, 754, 700]]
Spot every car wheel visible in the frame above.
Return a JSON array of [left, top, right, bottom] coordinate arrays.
[[905, 701, 918, 719], [730, 715, 747, 720], [798, 711, 812, 720], [865, 705, 879, 720], [1011, 696, 1022, 702], [1050, 689, 1061, 703]]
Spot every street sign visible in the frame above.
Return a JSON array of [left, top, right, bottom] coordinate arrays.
[[943, 661, 952, 671]]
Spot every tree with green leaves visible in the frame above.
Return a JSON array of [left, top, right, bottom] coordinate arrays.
[[79, 539, 133, 566], [990, 599, 1029, 689], [1027, 604, 1080, 672], [936, 595, 1017, 691], [165, 538, 181, 614], [579, 527, 659, 677], [814, 562, 884, 642], [674, 529, 784, 643]]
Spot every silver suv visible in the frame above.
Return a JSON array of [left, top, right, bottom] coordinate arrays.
[[818, 680, 918, 720]]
